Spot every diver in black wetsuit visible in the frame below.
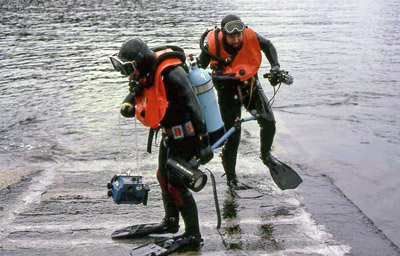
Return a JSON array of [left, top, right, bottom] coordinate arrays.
[[110, 38, 213, 250], [199, 14, 282, 189]]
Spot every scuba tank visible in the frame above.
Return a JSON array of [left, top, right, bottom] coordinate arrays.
[[187, 56, 225, 146]]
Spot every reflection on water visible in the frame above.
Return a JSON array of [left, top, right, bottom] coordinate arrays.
[[1, 0, 400, 248]]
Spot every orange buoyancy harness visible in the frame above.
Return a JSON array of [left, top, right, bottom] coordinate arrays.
[[207, 27, 262, 81], [135, 49, 183, 129]]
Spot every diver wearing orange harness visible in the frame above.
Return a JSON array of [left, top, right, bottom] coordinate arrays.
[[199, 14, 281, 189], [207, 26, 262, 81], [110, 38, 213, 250]]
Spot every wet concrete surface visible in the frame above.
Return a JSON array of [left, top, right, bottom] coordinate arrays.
[[1, 144, 399, 256]]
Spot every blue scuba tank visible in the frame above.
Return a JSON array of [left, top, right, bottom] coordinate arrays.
[[188, 64, 225, 146]]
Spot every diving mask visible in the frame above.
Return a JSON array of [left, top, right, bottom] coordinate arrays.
[[110, 54, 137, 76], [223, 20, 246, 34]]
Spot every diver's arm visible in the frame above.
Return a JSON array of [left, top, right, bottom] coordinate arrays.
[[166, 66, 208, 135], [198, 44, 211, 69], [166, 66, 213, 164], [256, 33, 280, 69]]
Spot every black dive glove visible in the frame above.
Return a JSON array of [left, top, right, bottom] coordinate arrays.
[[120, 93, 136, 118], [269, 65, 281, 86], [197, 134, 213, 165], [129, 78, 144, 96]]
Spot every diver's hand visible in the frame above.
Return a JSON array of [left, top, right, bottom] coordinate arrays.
[[197, 134, 213, 165], [270, 65, 280, 74], [129, 79, 143, 96], [269, 66, 280, 86], [198, 146, 213, 165], [120, 93, 136, 118], [120, 102, 135, 118]]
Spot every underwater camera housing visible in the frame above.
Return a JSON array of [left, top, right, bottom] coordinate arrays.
[[107, 175, 150, 205]]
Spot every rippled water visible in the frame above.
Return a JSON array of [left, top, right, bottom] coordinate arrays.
[[1, 0, 399, 247]]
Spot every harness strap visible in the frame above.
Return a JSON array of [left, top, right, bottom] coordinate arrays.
[[215, 29, 220, 59], [246, 76, 256, 109], [162, 121, 195, 140], [211, 29, 239, 74], [147, 128, 155, 154]]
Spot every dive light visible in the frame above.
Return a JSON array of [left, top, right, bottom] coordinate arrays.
[[166, 157, 207, 192]]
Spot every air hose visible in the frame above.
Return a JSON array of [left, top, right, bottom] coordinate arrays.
[[199, 29, 235, 65], [206, 168, 228, 248]]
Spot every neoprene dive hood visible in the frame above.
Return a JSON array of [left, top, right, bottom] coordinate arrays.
[[118, 38, 156, 75]]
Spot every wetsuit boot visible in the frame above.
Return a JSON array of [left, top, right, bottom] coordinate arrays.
[[131, 188, 203, 253], [222, 147, 250, 190], [174, 192, 203, 251], [220, 122, 249, 190], [111, 193, 179, 239], [259, 125, 275, 165], [130, 193, 202, 255], [221, 147, 238, 185], [152, 192, 180, 233], [137, 192, 180, 236]]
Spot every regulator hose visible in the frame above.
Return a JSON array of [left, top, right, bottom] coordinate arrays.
[[199, 29, 233, 65], [206, 168, 228, 248]]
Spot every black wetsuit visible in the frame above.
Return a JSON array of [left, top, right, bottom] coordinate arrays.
[[121, 64, 209, 240], [199, 32, 279, 186], [158, 65, 208, 239]]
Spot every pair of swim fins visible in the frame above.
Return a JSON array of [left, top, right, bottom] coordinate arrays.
[[112, 222, 202, 255]]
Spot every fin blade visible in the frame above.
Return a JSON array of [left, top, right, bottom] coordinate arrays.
[[131, 236, 202, 256], [266, 155, 303, 190], [269, 164, 303, 190], [111, 223, 158, 239], [131, 243, 168, 256]]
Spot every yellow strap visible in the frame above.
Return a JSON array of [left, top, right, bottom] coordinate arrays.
[[246, 76, 256, 109], [121, 102, 132, 108]]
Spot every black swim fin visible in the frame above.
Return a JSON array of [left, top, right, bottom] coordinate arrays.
[[111, 218, 179, 239], [131, 234, 203, 256], [262, 153, 303, 190]]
